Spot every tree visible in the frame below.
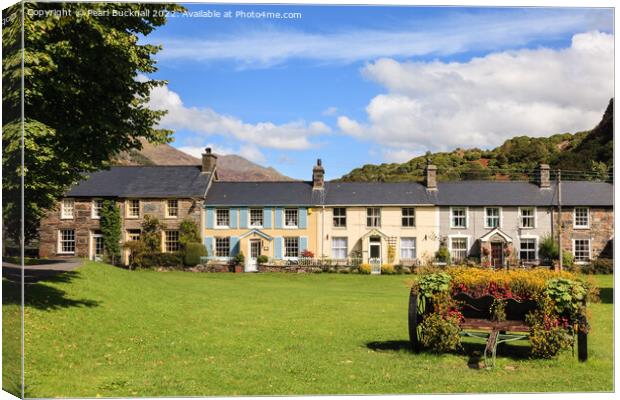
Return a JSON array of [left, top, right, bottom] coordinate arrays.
[[100, 200, 121, 265], [141, 215, 165, 253], [2, 2, 184, 245], [179, 218, 201, 250]]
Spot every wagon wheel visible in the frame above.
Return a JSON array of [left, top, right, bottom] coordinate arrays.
[[408, 292, 426, 353]]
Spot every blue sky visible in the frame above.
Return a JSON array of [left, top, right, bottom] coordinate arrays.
[[143, 5, 614, 180]]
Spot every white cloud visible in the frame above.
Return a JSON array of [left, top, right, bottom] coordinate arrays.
[[148, 85, 330, 150], [382, 148, 423, 163], [338, 31, 613, 155], [177, 143, 266, 164], [238, 145, 266, 164], [154, 10, 612, 66], [322, 106, 338, 116]]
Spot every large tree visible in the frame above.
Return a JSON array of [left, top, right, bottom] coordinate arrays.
[[2, 2, 183, 245]]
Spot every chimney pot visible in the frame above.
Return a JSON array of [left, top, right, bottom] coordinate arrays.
[[313, 158, 325, 190], [424, 163, 437, 190], [202, 147, 217, 174], [538, 164, 550, 188]]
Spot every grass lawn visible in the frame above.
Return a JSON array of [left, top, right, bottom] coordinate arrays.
[[2, 262, 614, 396]]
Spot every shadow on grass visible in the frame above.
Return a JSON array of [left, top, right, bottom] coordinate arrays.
[[599, 287, 613, 304], [2, 271, 100, 311], [366, 340, 413, 353]]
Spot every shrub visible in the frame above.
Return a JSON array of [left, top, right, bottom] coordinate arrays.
[[233, 251, 245, 265], [257, 255, 269, 264], [359, 263, 371, 274], [419, 313, 462, 353], [435, 246, 451, 264], [562, 251, 574, 269], [402, 266, 412, 274], [538, 235, 559, 263], [141, 215, 165, 252], [140, 252, 183, 269], [338, 267, 350, 274], [381, 263, 395, 275], [179, 218, 201, 249], [526, 301, 573, 358], [100, 200, 121, 265], [184, 242, 208, 267], [581, 258, 613, 274], [123, 240, 146, 270]]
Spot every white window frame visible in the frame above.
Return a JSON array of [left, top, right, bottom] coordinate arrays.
[[331, 237, 348, 260], [366, 207, 381, 228], [572, 238, 591, 264], [60, 198, 74, 219], [284, 208, 298, 228], [57, 229, 76, 254], [333, 207, 347, 228], [126, 199, 140, 219], [519, 207, 537, 229], [401, 208, 416, 227], [216, 208, 230, 228], [573, 207, 590, 229], [91, 199, 103, 219], [450, 207, 468, 228], [166, 199, 179, 219], [249, 208, 264, 227], [448, 235, 469, 263], [518, 236, 538, 261], [126, 229, 141, 242], [215, 237, 231, 258], [284, 237, 300, 259], [164, 230, 180, 253], [400, 237, 417, 261], [484, 207, 501, 229]]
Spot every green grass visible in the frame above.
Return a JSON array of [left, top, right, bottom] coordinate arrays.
[[2, 262, 614, 396]]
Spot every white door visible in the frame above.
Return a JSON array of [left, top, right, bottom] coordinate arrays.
[[246, 239, 261, 272], [369, 242, 382, 274], [91, 233, 104, 261]]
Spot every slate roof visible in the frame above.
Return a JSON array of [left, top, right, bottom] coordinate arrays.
[[559, 181, 614, 206], [323, 182, 434, 205], [204, 182, 315, 206], [67, 166, 211, 198], [434, 181, 557, 206]]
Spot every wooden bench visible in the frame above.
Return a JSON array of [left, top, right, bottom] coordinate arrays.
[[408, 290, 588, 368]]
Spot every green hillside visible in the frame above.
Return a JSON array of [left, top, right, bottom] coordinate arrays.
[[340, 99, 613, 183]]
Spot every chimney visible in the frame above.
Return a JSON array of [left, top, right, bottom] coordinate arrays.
[[202, 147, 217, 173], [424, 161, 437, 190], [312, 158, 325, 190], [537, 164, 550, 188]]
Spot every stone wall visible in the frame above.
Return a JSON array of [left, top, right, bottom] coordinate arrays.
[[557, 206, 613, 260], [39, 198, 203, 259]]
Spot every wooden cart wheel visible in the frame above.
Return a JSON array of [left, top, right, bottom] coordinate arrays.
[[408, 291, 423, 353]]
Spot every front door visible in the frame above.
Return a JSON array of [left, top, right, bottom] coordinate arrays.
[[247, 239, 261, 272], [491, 242, 503, 269], [91, 233, 104, 261], [369, 240, 381, 274]]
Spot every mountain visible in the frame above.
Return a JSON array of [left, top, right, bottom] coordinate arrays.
[[113, 139, 293, 181], [340, 99, 613, 183]]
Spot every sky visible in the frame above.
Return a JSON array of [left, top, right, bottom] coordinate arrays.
[[142, 5, 614, 180]]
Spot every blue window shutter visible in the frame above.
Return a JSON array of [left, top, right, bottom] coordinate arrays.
[[239, 207, 248, 229], [264, 208, 273, 228], [206, 208, 215, 229], [274, 237, 283, 259], [204, 237, 214, 257], [230, 236, 240, 257], [230, 208, 238, 228], [275, 207, 283, 228], [299, 236, 308, 254], [299, 208, 308, 229]]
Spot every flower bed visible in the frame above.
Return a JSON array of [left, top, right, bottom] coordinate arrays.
[[410, 267, 598, 359]]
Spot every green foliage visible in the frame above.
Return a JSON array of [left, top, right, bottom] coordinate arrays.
[[141, 215, 165, 252], [257, 255, 269, 264], [184, 243, 208, 267], [580, 258, 613, 275], [538, 235, 559, 262], [544, 278, 587, 318], [435, 246, 451, 263], [123, 240, 146, 270], [2, 2, 185, 244], [100, 200, 122, 265], [562, 252, 574, 269], [179, 218, 201, 249], [419, 313, 462, 353], [380, 263, 395, 275], [526, 300, 574, 359], [141, 252, 183, 269], [490, 298, 506, 322], [414, 272, 451, 298], [233, 251, 245, 265]]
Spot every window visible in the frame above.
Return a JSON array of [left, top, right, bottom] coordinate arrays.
[[519, 238, 537, 261], [216, 209, 230, 227], [284, 237, 299, 258], [485, 207, 500, 228], [451, 207, 467, 228], [215, 237, 230, 257], [402, 208, 416, 227], [574, 207, 589, 228], [333, 207, 347, 228], [284, 208, 298, 227], [573, 239, 591, 262], [61, 198, 74, 219], [400, 237, 417, 260], [450, 237, 468, 262], [331, 237, 348, 259], [165, 231, 180, 252], [166, 200, 178, 218], [91, 199, 103, 219], [250, 208, 263, 227], [58, 229, 75, 254], [127, 200, 140, 218], [367, 207, 381, 227], [127, 229, 141, 242], [520, 207, 535, 228]]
